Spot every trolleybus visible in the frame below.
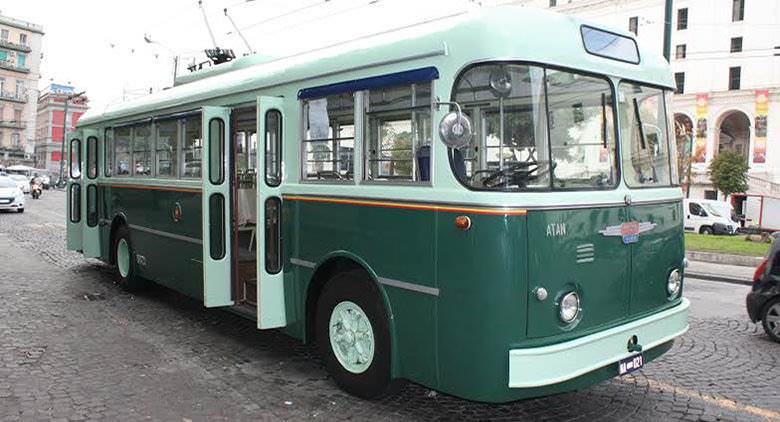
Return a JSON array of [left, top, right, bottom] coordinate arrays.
[[67, 7, 689, 402]]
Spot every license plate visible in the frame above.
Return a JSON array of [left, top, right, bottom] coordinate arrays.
[[618, 354, 644, 375]]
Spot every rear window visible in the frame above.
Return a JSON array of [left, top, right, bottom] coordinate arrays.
[[581, 25, 640, 64]]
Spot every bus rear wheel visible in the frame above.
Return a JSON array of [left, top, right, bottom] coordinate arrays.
[[112, 225, 145, 291], [315, 270, 395, 399]]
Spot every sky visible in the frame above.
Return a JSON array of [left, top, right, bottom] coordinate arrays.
[[1, 0, 491, 112]]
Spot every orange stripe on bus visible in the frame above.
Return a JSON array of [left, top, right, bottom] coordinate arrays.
[[99, 183, 202, 193], [283, 195, 527, 216]]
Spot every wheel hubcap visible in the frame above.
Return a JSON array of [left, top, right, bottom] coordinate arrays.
[[767, 303, 780, 335], [329, 301, 374, 374], [117, 239, 130, 278]]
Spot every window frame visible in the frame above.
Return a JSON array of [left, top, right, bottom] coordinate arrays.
[[677, 8, 688, 30], [674, 72, 685, 94], [69, 137, 82, 180], [264, 109, 283, 187], [104, 127, 113, 177], [729, 66, 741, 90], [580, 25, 641, 65], [675, 44, 686, 59], [617, 79, 676, 189], [208, 117, 225, 185], [447, 60, 623, 193], [86, 135, 98, 180], [732, 0, 745, 22], [730, 37, 743, 53], [361, 82, 434, 186], [154, 116, 183, 179], [299, 94, 357, 185]]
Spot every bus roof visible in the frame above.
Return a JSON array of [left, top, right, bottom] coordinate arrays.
[[79, 6, 673, 127]]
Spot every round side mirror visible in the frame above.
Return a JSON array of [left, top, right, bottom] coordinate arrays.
[[438, 111, 473, 149]]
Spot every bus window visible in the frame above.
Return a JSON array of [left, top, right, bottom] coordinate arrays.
[[69, 138, 81, 179], [208, 118, 225, 184], [115, 127, 131, 176], [104, 128, 113, 177], [545, 70, 617, 189], [265, 109, 282, 187], [451, 64, 618, 191], [302, 92, 354, 181], [86, 184, 98, 227], [86, 136, 98, 179], [183, 116, 202, 178], [264, 197, 281, 274], [133, 123, 153, 177], [365, 82, 431, 182], [69, 184, 81, 223], [156, 119, 179, 177], [209, 193, 226, 259], [618, 82, 672, 187]]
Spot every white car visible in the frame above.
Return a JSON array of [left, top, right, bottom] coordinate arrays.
[[0, 177, 25, 213], [8, 174, 30, 194], [684, 199, 737, 235]]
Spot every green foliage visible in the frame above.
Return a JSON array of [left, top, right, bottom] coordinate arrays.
[[708, 150, 749, 197]]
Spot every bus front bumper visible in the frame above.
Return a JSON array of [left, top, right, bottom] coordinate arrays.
[[508, 298, 690, 388]]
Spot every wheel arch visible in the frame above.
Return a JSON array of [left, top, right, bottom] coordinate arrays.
[[108, 212, 128, 264], [303, 251, 398, 372]]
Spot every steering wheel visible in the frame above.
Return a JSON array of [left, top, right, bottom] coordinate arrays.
[[481, 160, 554, 189]]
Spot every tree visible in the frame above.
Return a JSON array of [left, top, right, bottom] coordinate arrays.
[[708, 150, 749, 199]]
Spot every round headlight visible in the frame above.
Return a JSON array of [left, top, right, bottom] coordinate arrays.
[[667, 269, 681, 297], [559, 292, 580, 323]]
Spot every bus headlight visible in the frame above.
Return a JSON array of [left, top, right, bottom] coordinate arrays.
[[559, 292, 580, 323], [667, 269, 681, 298]]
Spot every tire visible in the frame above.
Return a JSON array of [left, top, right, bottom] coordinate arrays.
[[761, 297, 780, 343], [17, 208, 23, 213], [112, 225, 146, 291], [700, 226, 713, 235], [315, 270, 395, 399]]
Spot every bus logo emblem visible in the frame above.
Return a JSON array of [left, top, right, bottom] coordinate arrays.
[[599, 221, 656, 244]]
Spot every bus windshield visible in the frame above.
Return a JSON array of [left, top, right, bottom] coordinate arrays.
[[450, 63, 675, 191], [452, 63, 617, 191]]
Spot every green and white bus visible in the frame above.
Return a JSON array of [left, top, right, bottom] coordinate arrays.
[[67, 7, 689, 403]]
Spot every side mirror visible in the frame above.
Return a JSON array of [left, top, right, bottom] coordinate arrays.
[[436, 101, 472, 149]]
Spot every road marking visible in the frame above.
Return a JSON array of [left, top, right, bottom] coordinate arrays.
[[619, 377, 780, 420]]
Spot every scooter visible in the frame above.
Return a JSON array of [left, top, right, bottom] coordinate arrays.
[[31, 181, 42, 199]]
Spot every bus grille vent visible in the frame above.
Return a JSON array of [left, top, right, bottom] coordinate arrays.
[[576, 243, 595, 264]]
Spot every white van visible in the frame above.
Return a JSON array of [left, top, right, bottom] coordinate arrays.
[[684, 199, 738, 235]]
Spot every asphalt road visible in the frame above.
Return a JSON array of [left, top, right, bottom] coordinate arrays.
[[0, 190, 777, 421]]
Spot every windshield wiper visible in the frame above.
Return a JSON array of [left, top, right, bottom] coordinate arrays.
[[601, 93, 607, 148], [632, 97, 657, 182]]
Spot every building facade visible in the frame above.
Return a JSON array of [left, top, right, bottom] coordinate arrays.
[[506, 0, 780, 199], [34, 84, 88, 175], [0, 12, 43, 166]]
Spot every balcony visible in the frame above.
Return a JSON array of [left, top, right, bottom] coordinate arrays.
[[0, 120, 26, 130], [0, 90, 27, 103], [0, 60, 30, 73], [0, 39, 32, 53]]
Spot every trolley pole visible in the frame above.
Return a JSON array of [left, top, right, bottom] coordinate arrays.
[[57, 91, 85, 186], [663, 0, 673, 61]]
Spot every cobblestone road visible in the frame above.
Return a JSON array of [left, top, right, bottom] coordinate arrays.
[[0, 190, 778, 421]]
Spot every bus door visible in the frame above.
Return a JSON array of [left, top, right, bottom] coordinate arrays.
[[256, 96, 286, 329], [202, 106, 234, 307], [66, 131, 83, 252], [81, 129, 101, 258]]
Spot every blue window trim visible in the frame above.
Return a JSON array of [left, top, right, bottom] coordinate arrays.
[[297, 66, 439, 100]]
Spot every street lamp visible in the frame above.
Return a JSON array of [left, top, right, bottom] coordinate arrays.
[[58, 90, 86, 186]]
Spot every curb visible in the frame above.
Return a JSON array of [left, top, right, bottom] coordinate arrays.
[[686, 250, 763, 268], [686, 271, 752, 286]]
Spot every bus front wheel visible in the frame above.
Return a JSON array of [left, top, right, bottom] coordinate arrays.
[[112, 225, 145, 291], [315, 270, 395, 399]]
